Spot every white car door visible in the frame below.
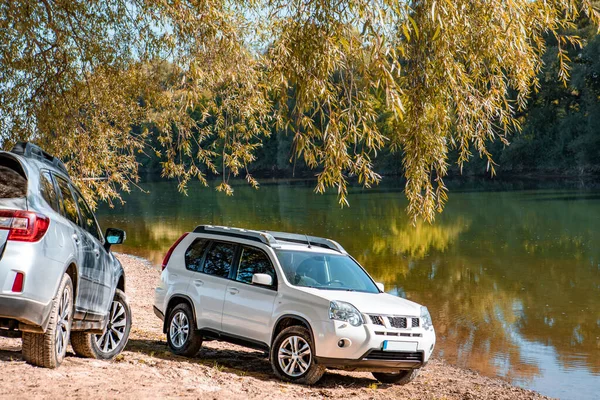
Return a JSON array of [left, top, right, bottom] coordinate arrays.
[[187, 240, 237, 332], [221, 245, 278, 345]]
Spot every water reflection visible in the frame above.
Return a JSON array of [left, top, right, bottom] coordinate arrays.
[[96, 181, 600, 400]]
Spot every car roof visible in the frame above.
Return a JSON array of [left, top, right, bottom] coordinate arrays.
[[0, 150, 69, 180], [193, 225, 348, 255], [1, 142, 69, 178]]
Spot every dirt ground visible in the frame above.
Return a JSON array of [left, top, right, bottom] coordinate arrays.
[[0, 254, 551, 399]]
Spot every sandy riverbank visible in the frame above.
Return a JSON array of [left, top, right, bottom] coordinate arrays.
[[0, 254, 550, 399]]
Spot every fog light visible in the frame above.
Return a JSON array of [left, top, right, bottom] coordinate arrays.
[[338, 340, 344, 347], [337, 339, 352, 348], [12, 272, 24, 292]]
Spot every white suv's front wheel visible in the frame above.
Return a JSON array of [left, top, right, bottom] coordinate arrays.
[[270, 326, 325, 385]]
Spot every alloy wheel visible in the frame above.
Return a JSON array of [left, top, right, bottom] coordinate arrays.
[[95, 300, 127, 353], [55, 286, 71, 357], [278, 335, 312, 377], [169, 311, 190, 348]]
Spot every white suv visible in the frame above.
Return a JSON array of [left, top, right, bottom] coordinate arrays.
[[154, 225, 435, 385]]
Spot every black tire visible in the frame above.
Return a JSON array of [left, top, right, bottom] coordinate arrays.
[[270, 326, 325, 385], [166, 303, 202, 356], [22, 274, 73, 368], [372, 369, 420, 384], [71, 289, 131, 360]]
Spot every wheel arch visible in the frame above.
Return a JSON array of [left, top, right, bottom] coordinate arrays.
[[163, 294, 197, 333], [64, 261, 79, 300], [271, 314, 315, 349], [116, 273, 125, 292]]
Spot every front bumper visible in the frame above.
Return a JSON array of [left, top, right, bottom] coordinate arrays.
[[313, 319, 435, 372], [317, 349, 424, 372], [0, 294, 53, 331]]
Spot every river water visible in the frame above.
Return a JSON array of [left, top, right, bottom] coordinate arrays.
[[95, 179, 600, 399]]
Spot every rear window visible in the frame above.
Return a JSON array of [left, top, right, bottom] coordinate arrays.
[[0, 162, 27, 199], [202, 241, 237, 278], [185, 238, 210, 272]]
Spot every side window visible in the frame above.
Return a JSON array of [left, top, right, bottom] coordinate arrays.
[[39, 172, 60, 213], [185, 238, 210, 272], [202, 242, 236, 278], [74, 191, 102, 241], [236, 246, 276, 287], [55, 176, 80, 225]]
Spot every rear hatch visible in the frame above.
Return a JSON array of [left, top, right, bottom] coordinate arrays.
[[0, 153, 28, 257]]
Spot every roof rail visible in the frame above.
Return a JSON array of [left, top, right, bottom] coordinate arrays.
[[10, 142, 69, 176], [266, 231, 347, 254], [192, 225, 347, 254], [193, 225, 279, 247]]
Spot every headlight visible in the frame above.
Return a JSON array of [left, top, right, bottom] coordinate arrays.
[[421, 306, 433, 330], [329, 301, 364, 327]]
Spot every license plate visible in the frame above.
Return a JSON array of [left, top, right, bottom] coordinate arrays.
[[382, 341, 418, 352]]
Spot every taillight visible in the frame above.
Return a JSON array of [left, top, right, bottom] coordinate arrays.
[[0, 210, 50, 242], [12, 272, 24, 292], [162, 232, 189, 271]]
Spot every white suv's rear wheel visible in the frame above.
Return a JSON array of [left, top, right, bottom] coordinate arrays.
[[270, 326, 325, 385], [166, 303, 202, 356]]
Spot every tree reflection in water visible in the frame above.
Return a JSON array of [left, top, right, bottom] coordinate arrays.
[[96, 181, 600, 388]]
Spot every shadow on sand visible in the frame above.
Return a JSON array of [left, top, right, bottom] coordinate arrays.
[[125, 338, 381, 388]]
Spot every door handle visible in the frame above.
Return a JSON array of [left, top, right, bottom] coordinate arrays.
[[228, 287, 239, 295], [72, 234, 80, 245], [193, 279, 204, 287]]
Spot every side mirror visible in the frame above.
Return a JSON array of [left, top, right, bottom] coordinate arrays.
[[252, 273, 273, 287], [104, 228, 126, 251], [375, 282, 385, 292]]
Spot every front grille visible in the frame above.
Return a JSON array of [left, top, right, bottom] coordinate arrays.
[[374, 331, 422, 337], [388, 316, 407, 329], [412, 317, 420, 327], [364, 350, 424, 362], [369, 315, 385, 326]]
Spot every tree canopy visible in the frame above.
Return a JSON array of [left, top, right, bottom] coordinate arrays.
[[1, 0, 599, 219]]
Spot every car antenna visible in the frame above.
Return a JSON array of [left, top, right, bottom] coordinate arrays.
[[305, 234, 312, 248]]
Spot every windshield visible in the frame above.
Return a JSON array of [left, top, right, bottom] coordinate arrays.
[[275, 250, 379, 293]]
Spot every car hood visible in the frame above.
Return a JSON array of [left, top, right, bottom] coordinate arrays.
[[299, 288, 422, 316]]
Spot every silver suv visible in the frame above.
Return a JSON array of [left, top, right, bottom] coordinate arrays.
[[0, 142, 131, 368]]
